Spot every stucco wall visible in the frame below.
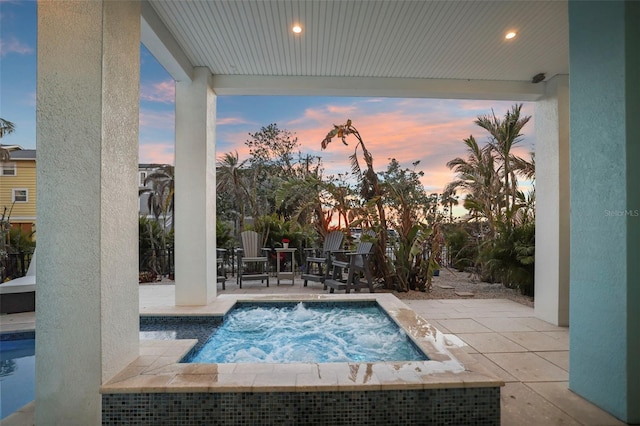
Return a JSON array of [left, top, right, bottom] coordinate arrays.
[[36, 1, 140, 423], [569, 1, 639, 422]]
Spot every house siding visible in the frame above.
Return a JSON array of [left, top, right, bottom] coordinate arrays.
[[0, 159, 37, 231]]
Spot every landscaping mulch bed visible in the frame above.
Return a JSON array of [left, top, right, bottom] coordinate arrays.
[[143, 267, 535, 308], [381, 267, 534, 307]]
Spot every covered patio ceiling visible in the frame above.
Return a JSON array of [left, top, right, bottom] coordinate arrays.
[[143, 0, 569, 100]]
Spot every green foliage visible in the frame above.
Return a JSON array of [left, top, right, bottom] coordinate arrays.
[[388, 222, 445, 293], [444, 224, 478, 272], [216, 151, 250, 230], [251, 214, 310, 249], [243, 124, 304, 220], [0, 208, 10, 278], [249, 214, 316, 270], [0, 205, 34, 280], [246, 123, 299, 173], [391, 223, 426, 292], [140, 165, 175, 229], [478, 222, 535, 296], [444, 104, 536, 295], [8, 228, 36, 252], [0, 118, 15, 138], [0, 118, 17, 161], [138, 216, 169, 274], [214, 112, 536, 296], [216, 219, 234, 249], [380, 159, 431, 228]]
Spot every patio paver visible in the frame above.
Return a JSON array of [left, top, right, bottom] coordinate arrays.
[[500, 330, 569, 351], [434, 318, 492, 333], [535, 350, 570, 371], [485, 352, 569, 382], [525, 382, 627, 426], [0, 281, 629, 425], [501, 382, 581, 426], [457, 332, 529, 353]]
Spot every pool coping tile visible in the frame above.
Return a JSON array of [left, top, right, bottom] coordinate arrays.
[[101, 294, 503, 396]]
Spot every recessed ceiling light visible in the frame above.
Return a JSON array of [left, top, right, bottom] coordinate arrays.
[[292, 24, 302, 34], [505, 31, 517, 40]]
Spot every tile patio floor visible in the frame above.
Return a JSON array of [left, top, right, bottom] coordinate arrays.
[[0, 278, 628, 425]]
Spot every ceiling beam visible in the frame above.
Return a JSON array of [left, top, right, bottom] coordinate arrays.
[[211, 75, 546, 101], [140, 1, 193, 82]]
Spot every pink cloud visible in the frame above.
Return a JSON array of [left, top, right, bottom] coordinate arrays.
[[140, 80, 175, 103], [0, 36, 33, 57], [217, 98, 536, 201], [286, 111, 477, 192], [217, 116, 254, 126], [139, 142, 174, 165]]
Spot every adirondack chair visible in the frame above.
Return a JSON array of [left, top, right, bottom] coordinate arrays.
[[301, 230, 344, 288], [324, 230, 376, 293], [236, 230, 270, 288]]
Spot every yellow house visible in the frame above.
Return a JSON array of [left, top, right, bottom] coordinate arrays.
[[0, 148, 36, 236]]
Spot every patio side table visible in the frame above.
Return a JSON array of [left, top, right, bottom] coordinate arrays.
[[275, 248, 296, 285]]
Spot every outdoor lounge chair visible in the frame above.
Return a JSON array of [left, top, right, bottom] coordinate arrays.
[[324, 230, 376, 293], [236, 230, 270, 288], [0, 250, 36, 314], [301, 230, 344, 288]]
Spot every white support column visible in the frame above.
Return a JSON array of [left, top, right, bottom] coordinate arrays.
[[36, 1, 140, 423], [175, 67, 217, 305], [534, 74, 570, 326]]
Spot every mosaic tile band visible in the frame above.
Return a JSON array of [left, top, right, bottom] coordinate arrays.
[[102, 388, 500, 425]]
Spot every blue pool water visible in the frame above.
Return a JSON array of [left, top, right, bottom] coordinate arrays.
[[185, 302, 428, 364], [0, 333, 35, 420]]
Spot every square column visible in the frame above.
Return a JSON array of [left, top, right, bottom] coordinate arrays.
[[174, 67, 217, 305], [569, 1, 640, 423], [36, 0, 140, 423], [534, 75, 570, 326]]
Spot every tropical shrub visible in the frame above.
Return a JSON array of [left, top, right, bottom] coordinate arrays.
[[139, 216, 169, 275], [8, 228, 36, 252], [478, 222, 535, 296], [444, 104, 535, 294], [216, 218, 234, 249], [444, 224, 478, 272]]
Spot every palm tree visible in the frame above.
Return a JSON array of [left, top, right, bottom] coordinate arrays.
[[446, 135, 501, 239], [512, 152, 535, 181], [275, 175, 331, 236], [325, 180, 356, 231], [216, 151, 251, 231], [440, 188, 459, 223], [139, 165, 175, 230], [0, 118, 15, 138], [321, 119, 391, 285], [475, 104, 531, 225], [0, 118, 16, 161]]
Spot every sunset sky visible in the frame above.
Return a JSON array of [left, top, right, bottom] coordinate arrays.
[[2, 0, 536, 199]]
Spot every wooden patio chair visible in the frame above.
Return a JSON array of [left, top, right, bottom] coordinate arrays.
[[301, 230, 344, 288], [324, 230, 376, 293], [236, 230, 270, 288]]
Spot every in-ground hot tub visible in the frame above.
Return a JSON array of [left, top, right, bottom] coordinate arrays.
[[183, 301, 429, 364], [101, 294, 503, 425]]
